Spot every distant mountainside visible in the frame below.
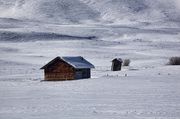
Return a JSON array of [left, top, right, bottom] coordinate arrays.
[[0, 0, 180, 25]]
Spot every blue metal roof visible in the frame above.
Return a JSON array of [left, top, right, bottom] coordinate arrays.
[[61, 56, 95, 69], [41, 56, 94, 69]]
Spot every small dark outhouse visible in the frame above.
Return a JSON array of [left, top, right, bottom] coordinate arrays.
[[111, 58, 123, 71], [41, 56, 94, 81]]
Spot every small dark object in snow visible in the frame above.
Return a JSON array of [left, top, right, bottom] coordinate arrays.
[[123, 59, 131, 66], [168, 57, 180, 65], [111, 58, 123, 71], [93, 110, 97, 113]]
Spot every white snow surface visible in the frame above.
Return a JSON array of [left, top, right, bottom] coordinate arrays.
[[0, 25, 180, 118], [0, 0, 180, 119]]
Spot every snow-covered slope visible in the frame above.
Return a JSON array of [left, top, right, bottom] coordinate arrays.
[[81, 0, 180, 24], [0, 1, 180, 119], [0, 0, 180, 24], [0, 35, 180, 119], [0, 0, 100, 24]]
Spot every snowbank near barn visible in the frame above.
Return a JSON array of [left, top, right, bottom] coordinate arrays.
[[0, 66, 180, 119]]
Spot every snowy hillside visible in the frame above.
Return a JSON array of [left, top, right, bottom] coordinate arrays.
[[0, 0, 180, 119], [1, 0, 180, 25], [0, 0, 100, 23]]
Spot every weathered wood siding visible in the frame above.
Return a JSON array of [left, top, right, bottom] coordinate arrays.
[[44, 60, 75, 81]]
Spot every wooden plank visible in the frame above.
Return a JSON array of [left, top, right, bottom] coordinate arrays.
[[44, 59, 75, 80]]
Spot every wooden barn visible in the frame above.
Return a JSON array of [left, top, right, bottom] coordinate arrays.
[[41, 56, 95, 81], [111, 58, 123, 71]]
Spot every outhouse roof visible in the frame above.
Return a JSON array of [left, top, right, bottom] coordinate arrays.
[[112, 58, 123, 62]]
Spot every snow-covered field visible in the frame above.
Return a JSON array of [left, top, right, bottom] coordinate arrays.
[[0, 24, 180, 119], [0, 68, 180, 119], [1, 0, 180, 119]]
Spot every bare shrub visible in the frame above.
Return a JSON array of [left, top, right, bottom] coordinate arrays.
[[168, 57, 180, 65], [123, 59, 130, 66]]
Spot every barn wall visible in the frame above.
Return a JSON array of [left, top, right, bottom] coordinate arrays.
[[75, 68, 91, 79], [44, 60, 75, 81], [82, 68, 90, 78]]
